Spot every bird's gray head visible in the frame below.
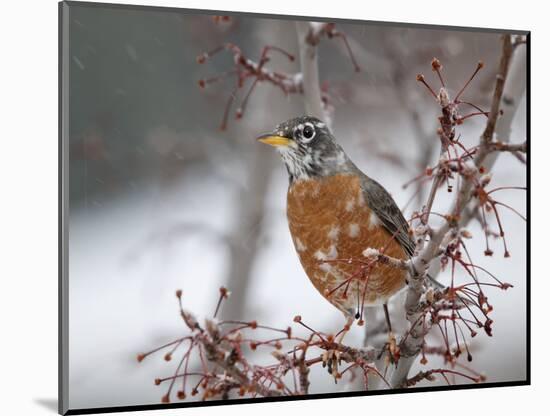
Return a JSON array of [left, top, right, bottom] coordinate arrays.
[[257, 116, 353, 182]]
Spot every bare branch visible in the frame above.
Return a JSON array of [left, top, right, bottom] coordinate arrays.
[[391, 34, 523, 388], [488, 140, 527, 153], [295, 22, 328, 122], [482, 36, 514, 144]]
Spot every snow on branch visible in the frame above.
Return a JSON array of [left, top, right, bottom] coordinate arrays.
[[362, 247, 411, 271]]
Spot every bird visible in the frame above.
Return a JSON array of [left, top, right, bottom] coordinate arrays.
[[257, 116, 416, 342]]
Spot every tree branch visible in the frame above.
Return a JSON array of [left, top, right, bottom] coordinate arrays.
[[482, 35, 514, 144], [295, 22, 329, 123], [139, 290, 388, 401], [391, 34, 522, 388]]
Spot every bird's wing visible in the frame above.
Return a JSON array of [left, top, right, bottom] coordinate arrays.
[[357, 173, 472, 303], [359, 174, 416, 257]]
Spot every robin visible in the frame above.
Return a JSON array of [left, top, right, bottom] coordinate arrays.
[[257, 116, 415, 342]]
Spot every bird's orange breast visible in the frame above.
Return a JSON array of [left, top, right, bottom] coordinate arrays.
[[287, 174, 408, 316]]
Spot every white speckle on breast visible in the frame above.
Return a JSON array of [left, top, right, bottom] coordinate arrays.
[[314, 249, 326, 261], [327, 226, 340, 241], [368, 213, 380, 229], [345, 199, 355, 212], [357, 191, 366, 206], [295, 237, 307, 252], [348, 223, 360, 238], [314, 245, 338, 261]]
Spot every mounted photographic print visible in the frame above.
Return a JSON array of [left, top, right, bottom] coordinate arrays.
[[59, 1, 530, 414]]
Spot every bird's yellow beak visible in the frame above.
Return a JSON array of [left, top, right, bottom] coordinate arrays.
[[256, 133, 291, 147]]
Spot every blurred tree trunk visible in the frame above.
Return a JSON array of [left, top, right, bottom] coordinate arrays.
[[222, 147, 274, 320], [219, 22, 283, 321]]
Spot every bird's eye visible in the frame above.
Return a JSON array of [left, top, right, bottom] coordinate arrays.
[[302, 123, 316, 141]]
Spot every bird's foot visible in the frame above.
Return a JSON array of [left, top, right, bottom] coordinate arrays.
[[321, 349, 343, 383], [384, 332, 400, 365]]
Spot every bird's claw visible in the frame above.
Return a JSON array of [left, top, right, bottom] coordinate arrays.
[[384, 332, 400, 365], [322, 349, 342, 383]]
